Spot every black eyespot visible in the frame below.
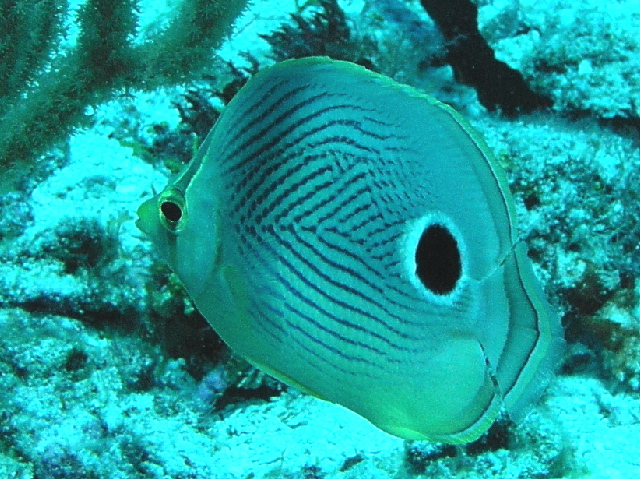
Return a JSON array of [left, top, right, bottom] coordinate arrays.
[[415, 224, 461, 295], [160, 201, 183, 223]]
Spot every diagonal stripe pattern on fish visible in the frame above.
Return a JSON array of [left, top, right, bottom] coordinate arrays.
[[137, 57, 564, 444]]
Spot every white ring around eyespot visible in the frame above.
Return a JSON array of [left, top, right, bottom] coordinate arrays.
[[403, 212, 468, 306]]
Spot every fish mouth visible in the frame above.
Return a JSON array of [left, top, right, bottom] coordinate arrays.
[[135, 198, 156, 236]]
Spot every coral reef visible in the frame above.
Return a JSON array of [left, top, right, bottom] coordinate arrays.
[[476, 0, 640, 119], [476, 114, 640, 393], [419, 0, 551, 113], [1, 0, 640, 477], [0, 0, 249, 192]]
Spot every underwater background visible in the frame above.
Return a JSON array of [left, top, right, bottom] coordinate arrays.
[[1, 0, 639, 477]]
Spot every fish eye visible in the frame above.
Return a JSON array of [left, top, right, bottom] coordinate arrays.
[[158, 189, 187, 232], [161, 201, 183, 222], [415, 223, 461, 295]]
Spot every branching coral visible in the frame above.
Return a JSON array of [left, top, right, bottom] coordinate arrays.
[[261, 0, 354, 62], [0, 0, 248, 193]]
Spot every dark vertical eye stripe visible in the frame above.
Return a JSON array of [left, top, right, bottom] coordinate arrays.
[[164, 58, 563, 443]]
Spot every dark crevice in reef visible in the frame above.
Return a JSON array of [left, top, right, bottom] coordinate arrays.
[[419, 0, 552, 115]]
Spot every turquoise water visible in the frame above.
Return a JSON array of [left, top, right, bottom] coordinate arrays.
[[1, 0, 639, 477]]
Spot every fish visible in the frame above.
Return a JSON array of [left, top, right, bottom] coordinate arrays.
[[137, 56, 564, 443]]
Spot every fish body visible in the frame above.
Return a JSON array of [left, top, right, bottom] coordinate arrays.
[[137, 57, 564, 443]]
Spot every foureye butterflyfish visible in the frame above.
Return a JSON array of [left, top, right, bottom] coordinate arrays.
[[137, 57, 564, 443]]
